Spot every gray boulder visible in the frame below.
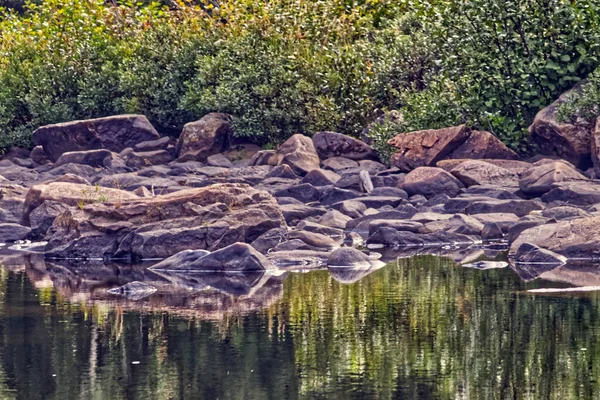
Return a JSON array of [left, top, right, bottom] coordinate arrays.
[[33, 114, 160, 162], [176, 113, 232, 161], [150, 243, 274, 272]]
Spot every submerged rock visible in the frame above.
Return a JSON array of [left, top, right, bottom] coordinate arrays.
[[327, 247, 372, 268]]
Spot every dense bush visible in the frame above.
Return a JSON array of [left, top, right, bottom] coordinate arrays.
[[368, 0, 600, 156], [0, 0, 599, 154]]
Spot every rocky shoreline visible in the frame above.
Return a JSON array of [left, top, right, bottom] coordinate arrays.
[[2, 104, 600, 277]]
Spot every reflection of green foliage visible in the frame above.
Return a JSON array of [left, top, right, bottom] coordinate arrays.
[[1, 257, 600, 398]]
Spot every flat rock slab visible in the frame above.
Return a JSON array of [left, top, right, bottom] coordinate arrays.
[[541, 182, 600, 206]]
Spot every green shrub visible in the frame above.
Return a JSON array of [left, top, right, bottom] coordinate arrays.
[[556, 71, 600, 129], [1, 0, 600, 156]]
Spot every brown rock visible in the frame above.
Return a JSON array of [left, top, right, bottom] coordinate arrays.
[[509, 216, 600, 260], [176, 113, 232, 161], [250, 150, 279, 167], [312, 131, 378, 161], [33, 114, 160, 162], [126, 149, 174, 168], [437, 159, 531, 175], [43, 183, 286, 259], [388, 125, 470, 171], [30, 146, 50, 165], [450, 160, 518, 187], [23, 182, 139, 224], [448, 130, 517, 160], [519, 160, 587, 195], [401, 167, 463, 197], [275, 134, 320, 176], [528, 85, 592, 169]]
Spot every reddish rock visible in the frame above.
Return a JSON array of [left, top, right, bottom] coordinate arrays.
[[448, 130, 517, 160], [387, 125, 470, 171]]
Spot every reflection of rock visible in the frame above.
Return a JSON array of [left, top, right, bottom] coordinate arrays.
[[462, 261, 508, 270], [510, 260, 563, 282], [267, 250, 330, 270], [328, 261, 385, 284], [107, 281, 157, 301], [9, 253, 285, 320], [153, 270, 271, 297], [537, 262, 600, 287]]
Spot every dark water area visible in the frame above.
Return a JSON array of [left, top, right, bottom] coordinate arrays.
[[0, 249, 600, 399]]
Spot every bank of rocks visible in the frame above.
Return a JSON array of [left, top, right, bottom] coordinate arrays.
[[2, 111, 600, 272]]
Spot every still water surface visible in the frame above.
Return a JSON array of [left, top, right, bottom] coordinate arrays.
[[0, 252, 599, 399]]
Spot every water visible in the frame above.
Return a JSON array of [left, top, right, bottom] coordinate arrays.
[[0, 251, 599, 399]]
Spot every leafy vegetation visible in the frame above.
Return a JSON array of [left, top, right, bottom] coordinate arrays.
[[0, 0, 599, 153]]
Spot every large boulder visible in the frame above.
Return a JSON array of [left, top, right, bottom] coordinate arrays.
[[150, 243, 274, 272], [528, 85, 592, 169], [447, 130, 518, 160], [401, 167, 463, 197], [519, 160, 587, 195], [176, 113, 232, 161], [388, 125, 470, 171], [33, 114, 160, 162], [312, 131, 378, 161], [510, 216, 600, 259], [276, 134, 320, 176], [44, 183, 285, 259], [450, 160, 518, 187]]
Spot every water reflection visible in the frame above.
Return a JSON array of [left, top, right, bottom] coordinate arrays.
[[0, 249, 599, 399]]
